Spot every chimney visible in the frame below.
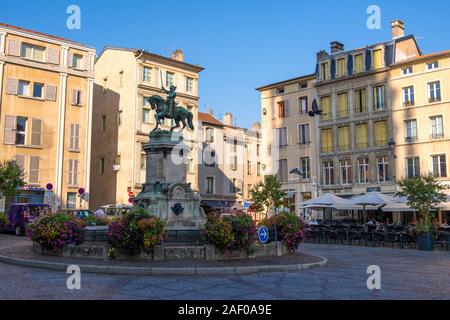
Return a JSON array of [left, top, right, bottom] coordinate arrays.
[[223, 113, 233, 126], [171, 49, 184, 62], [330, 41, 345, 54], [391, 20, 405, 39]]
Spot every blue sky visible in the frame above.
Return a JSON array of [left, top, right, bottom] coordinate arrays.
[[2, 0, 450, 128]]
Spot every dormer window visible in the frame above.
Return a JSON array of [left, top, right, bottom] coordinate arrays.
[[402, 66, 413, 75], [427, 61, 439, 71], [321, 62, 330, 81], [372, 49, 383, 69], [336, 58, 346, 77], [354, 54, 364, 73], [276, 87, 285, 95]]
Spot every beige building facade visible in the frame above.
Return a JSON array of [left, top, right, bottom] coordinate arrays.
[[91, 47, 203, 209], [0, 22, 95, 211], [257, 75, 317, 214]]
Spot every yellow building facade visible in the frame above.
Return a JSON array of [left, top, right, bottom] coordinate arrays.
[[0, 23, 95, 211]]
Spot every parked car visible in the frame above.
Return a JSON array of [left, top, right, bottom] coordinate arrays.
[[101, 204, 133, 220], [65, 209, 94, 219], [4, 203, 51, 236]]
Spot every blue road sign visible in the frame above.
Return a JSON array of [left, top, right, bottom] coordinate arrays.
[[258, 226, 269, 244], [243, 201, 250, 209]]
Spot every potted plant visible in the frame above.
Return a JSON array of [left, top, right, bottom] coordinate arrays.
[[397, 175, 447, 251]]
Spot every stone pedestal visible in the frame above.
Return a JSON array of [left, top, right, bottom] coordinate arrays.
[[134, 130, 206, 231]]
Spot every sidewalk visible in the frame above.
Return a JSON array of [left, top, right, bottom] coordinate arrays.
[[0, 235, 327, 275]]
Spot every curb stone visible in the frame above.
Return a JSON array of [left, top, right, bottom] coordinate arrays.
[[0, 254, 328, 276]]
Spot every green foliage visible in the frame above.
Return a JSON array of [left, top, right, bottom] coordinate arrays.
[[83, 215, 108, 226], [205, 213, 257, 252], [250, 175, 285, 216], [107, 208, 165, 255], [397, 175, 448, 233], [26, 212, 85, 251], [260, 212, 305, 252], [0, 160, 25, 198], [0, 212, 8, 228]]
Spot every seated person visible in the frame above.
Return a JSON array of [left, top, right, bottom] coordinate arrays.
[[441, 220, 449, 228]]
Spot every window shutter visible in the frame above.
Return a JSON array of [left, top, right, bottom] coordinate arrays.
[[347, 54, 353, 75], [71, 89, 78, 105], [67, 52, 74, 67], [15, 154, 25, 171], [69, 124, 75, 150], [30, 118, 42, 146], [305, 124, 310, 144], [5, 78, 18, 95], [29, 157, 40, 184], [46, 48, 60, 64], [3, 115, 16, 145], [271, 102, 275, 120], [78, 90, 83, 106], [72, 124, 80, 151], [8, 40, 21, 56], [45, 85, 57, 101]]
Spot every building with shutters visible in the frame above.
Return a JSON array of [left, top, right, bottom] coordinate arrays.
[[198, 111, 262, 213], [90, 47, 203, 209], [257, 74, 317, 215], [0, 23, 96, 211]]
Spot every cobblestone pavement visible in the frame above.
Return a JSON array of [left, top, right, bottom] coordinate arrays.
[[0, 235, 449, 300]]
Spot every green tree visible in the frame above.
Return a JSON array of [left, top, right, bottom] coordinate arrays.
[[397, 175, 447, 233], [250, 175, 285, 217], [0, 160, 25, 199]]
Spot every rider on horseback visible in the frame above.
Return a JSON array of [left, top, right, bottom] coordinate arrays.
[[162, 84, 177, 119]]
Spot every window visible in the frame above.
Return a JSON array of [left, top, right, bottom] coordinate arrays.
[[321, 62, 329, 81], [186, 77, 194, 93], [432, 155, 447, 178], [233, 137, 238, 152], [373, 85, 385, 111], [71, 89, 82, 106], [230, 155, 238, 171], [247, 184, 253, 198], [15, 117, 27, 145], [257, 144, 260, 156], [355, 123, 368, 149], [340, 160, 352, 185], [321, 96, 331, 120], [278, 101, 286, 118], [299, 124, 310, 145], [323, 161, 334, 186], [299, 82, 308, 90], [69, 123, 80, 151], [321, 128, 333, 153], [205, 127, 215, 143], [143, 66, 152, 82], [28, 156, 40, 184], [118, 111, 123, 126], [205, 149, 216, 167], [406, 157, 420, 178], [337, 92, 349, 117], [18, 80, 30, 96], [336, 58, 346, 77], [72, 54, 83, 69], [21, 43, 45, 62], [374, 121, 388, 147], [101, 116, 106, 131], [403, 86, 415, 106], [405, 120, 418, 143], [278, 127, 288, 148], [428, 81, 441, 102], [427, 61, 439, 71], [99, 158, 105, 174], [338, 126, 350, 151], [206, 177, 214, 194], [247, 161, 252, 175], [33, 83, 44, 99], [299, 96, 308, 114], [166, 71, 175, 87], [257, 162, 262, 176], [372, 49, 383, 69], [276, 87, 285, 95], [68, 159, 79, 186], [402, 66, 413, 75], [278, 159, 288, 183], [355, 89, 367, 114], [430, 116, 444, 139], [358, 158, 369, 184], [67, 193, 77, 210], [143, 108, 151, 123], [354, 54, 364, 73], [377, 156, 389, 183], [300, 157, 310, 180], [229, 179, 237, 193]]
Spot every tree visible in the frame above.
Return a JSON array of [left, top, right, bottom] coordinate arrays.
[[250, 175, 285, 217], [0, 160, 25, 199], [397, 175, 447, 233]]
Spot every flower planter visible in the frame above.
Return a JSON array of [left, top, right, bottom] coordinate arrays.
[[32, 242, 63, 256], [418, 233, 435, 251]]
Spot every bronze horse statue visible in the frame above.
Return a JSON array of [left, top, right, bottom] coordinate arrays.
[[148, 95, 195, 132]]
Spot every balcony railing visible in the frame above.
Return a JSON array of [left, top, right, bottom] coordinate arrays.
[[429, 97, 441, 103], [403, 101, 415, 107], [405, 136, 418, 143], [431, 133, 444, 140]]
